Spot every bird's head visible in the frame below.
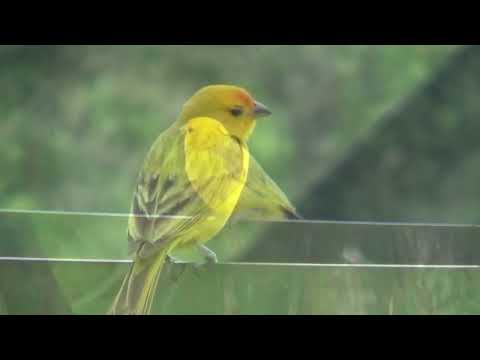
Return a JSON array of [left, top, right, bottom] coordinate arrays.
[[178, 85, 271, 141]]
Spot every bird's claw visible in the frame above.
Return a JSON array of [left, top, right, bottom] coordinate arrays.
[[191, 249, 218, 278], [198, 245, 218, 265], [166, 246, 218, 280], [166, 256, 189, 283]]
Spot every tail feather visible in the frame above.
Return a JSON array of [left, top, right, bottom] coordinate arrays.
[[108, 251, 168, 315]]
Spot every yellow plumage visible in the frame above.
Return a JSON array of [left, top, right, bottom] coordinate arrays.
[[109, 85, 298, 315]]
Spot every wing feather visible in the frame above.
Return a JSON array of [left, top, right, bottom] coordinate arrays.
[[232, 155, 301, 222], [128, 118, 249, 259]]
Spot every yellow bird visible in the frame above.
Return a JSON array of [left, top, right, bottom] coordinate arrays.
[[109, 85, 299, 315]]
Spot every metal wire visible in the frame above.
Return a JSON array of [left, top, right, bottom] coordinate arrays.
[[2, 208, 480, 269], [0, 256, 479, 269], [1, 208, 480, 228]]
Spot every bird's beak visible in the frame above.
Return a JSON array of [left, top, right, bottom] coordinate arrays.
[[253, 101, 272, 118]]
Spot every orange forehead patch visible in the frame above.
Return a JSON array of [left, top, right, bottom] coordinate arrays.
[[234, 90, 254, 107]]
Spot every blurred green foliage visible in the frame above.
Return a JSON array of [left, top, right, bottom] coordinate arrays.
[[0, 45, 457, 257], [3, 45, 479, 314]]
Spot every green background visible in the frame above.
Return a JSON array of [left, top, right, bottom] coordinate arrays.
[[1, 45, 479, 314]]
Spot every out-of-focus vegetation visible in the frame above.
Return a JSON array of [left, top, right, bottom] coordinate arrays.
[[249, 45, 480, 263], [3, 45, 480, 314]]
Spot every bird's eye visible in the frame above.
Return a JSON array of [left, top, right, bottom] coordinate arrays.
[[230, 106, 243, 117]]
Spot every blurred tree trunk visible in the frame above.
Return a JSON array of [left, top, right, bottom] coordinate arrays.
[[243, 45, 480, 266]]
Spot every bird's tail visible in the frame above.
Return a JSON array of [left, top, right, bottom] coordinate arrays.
[[108, 250, 168, 315]]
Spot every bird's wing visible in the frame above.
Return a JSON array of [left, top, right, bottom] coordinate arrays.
[[128, 120, 248, 259], [127, 164, 203, 258], [231, 154, 301, 222]]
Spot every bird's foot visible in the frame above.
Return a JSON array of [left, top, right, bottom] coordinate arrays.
[[166, 255, 189, 283], [199, 245, 218, 264], [191, 245, 218, 278]]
